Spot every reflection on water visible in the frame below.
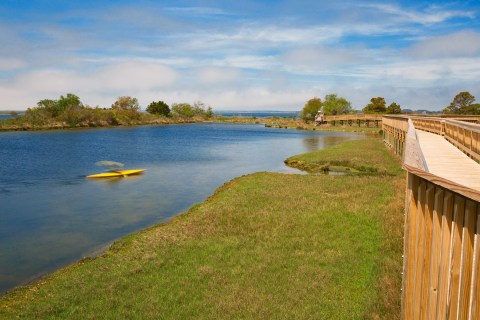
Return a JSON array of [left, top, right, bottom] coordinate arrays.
[[302, 135, 348, 151], [0, 123, 364, 294]]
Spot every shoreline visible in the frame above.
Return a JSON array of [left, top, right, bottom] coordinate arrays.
[[0, 139, 404, 319], [0, 114, 382, 134]]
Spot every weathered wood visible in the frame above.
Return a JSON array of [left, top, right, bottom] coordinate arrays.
[[437, 192, 454, 319], [403, 173, 420, 317], [457, 201, 476, 319], [447, 196, 465, 319], [468, 209, 480, 319], [404, 119, 428, 171], [420, 184, 435, 319], [413, 181, 427, 319], [383, 114, 480, 319], [426, 188, 444, 319], [403, 165, 480, 203]]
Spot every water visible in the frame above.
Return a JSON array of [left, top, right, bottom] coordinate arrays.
[[0, 123, 362, 294], [215, 111, 299, 118], [0, 111, 24, 120]]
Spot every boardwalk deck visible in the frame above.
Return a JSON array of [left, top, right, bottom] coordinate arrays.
[[416, 129, 480, 191]]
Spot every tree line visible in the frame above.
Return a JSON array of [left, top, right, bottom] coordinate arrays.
[[300, 91, 480, 122], [18, 94, 213, 127], [300, 94, 401, 122]]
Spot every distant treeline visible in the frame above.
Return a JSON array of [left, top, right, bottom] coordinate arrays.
[[0, 94, 214, 130], [299, 91, 480, 122]]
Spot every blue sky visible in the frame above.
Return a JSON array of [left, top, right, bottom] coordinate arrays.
[[1, 0, 480, 111]]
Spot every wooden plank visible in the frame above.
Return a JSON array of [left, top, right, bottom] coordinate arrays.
[[447, 196, 465, 320], [437, 192, 454, 319], [403, 173, 419, 317], [404, 165, 480, 203], [427, 188, 444, 319], [457, 201, 476, 319], [420, 184, 436, 319], [468, 208, 480, 319], [413, 181, 427, 319]]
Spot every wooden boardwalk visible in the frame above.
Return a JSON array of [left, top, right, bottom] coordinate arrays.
[[416, 129, 480, 191], [382, 115, 480, 319]]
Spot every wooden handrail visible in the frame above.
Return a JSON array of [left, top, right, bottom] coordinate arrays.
[[403, 119, 428, 172], [382, 114, 480, 319]]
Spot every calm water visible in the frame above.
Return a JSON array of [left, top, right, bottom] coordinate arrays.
[[215, 111, 299, 118], [0, 123, 362, 294]]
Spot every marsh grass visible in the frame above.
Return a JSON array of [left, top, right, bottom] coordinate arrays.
[[217, 116, 382, 134], [0, 138, 404, 319], [285, 138, 403, 176]]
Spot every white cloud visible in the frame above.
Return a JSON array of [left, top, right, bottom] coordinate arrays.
[[359, 3, 475, 25], [0, 58, 27, 70], [165, 6, 229, 16], [281, 46, 369, 73], [408, 30, 480, 58], [96, 61, 178, 91], [196, 67, 241, 85], [0, 61, 179, 109]]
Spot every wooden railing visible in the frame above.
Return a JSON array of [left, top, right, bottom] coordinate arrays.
[[324, 114, 383, 121], [408, 117, 480, 163], [382, 115, 480, 319], [382, 115, 409, 157], [444, 119, 480, 163]]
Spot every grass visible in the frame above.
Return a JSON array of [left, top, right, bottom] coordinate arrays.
[[0, 138, 404, 319], [217, 116, 383, 134], [285, 138, 404, 175]]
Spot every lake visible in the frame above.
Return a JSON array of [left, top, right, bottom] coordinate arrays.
[[0, 123, 362, 294]]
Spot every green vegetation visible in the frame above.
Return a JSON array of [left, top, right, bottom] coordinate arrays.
[[386, 102, 402, 114], [219, 115, 382, 133], [286, 139, 403, 175], [146, 100, 170, 116], [300, 97, 322, 122], [363, 97, 402, 114], [363, 97, 387, 114], [111, 96, 140, 111], [443, 91, 480, 114], [300, 94, 354, 122], [0, 94, 214, 131], [172, 101, 213, 118], [0, 138, 404, 319], [322, 93, 353, 115]]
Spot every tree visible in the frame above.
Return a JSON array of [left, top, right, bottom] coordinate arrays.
[[171, 103, 195, 117], [363, 97, 386, 114], [111, 96, 140, 111], [386, 102, 402, 114], [171, 101, 213, 118], [322, 94, 352, 115], [36, 93, 83, 117], [300, 97, 322, 122], [146, 101, 170, 116], [443, 92, 479, 114]]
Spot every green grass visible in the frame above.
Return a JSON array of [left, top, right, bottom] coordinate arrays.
[[285, 138, 403, 175], [0, 138, 404, 319], [217, 116, 383, 134]]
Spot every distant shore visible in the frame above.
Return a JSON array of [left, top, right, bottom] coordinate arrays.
[[0, 113, 382, 134]]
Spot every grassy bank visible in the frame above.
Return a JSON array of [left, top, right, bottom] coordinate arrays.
[[0, 112, 209, 131], [217, 116, 382, 133], [285, 139, 403, 175], [0, 138, 404, 319]]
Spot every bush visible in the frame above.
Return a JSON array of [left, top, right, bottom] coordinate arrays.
[[146, 101, 170, 116], [171, 101, 213, 118]]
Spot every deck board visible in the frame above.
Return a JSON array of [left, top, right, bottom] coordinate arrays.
[[416, 130, 480, 191]]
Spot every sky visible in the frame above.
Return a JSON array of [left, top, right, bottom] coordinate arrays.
[[1, 0, 480, 111]]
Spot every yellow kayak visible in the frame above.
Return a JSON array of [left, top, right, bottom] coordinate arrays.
[[87, 169, 145, 178]]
